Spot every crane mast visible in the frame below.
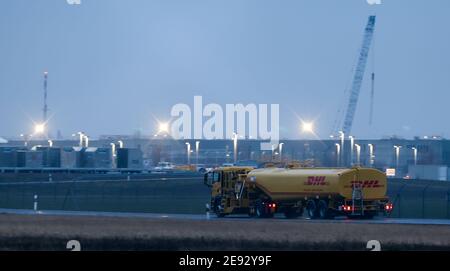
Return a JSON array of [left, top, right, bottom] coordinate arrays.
[[369, 72, 375, 125], [341, 15, 376, 135]]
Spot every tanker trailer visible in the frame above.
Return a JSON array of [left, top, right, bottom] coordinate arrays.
[[204, 167, 393, 219]]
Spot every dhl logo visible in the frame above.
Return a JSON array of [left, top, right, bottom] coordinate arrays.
[[347, 180, 383, 188], [305, 176, 328, 186]]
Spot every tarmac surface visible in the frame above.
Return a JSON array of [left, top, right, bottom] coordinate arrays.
[[1, 208, 450, 226]]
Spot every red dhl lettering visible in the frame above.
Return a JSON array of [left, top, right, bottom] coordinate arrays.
[[348, 180, 382, 188], [305, 176, 327, 186]]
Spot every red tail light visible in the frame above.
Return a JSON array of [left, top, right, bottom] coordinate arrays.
[[342, 205, 352, 212], [385, 203, 393, 211]]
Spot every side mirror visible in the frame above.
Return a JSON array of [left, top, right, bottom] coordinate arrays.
[[204, 173, 212, 187]]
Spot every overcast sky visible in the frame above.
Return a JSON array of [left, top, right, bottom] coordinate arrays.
[[0, 0, 449, 140]]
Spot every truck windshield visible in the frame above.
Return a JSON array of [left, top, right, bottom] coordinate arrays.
[[204, 171, 220, 187]]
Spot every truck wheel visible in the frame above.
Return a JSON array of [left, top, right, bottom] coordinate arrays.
[[284, 206, 303, 219], [255, 200, 274, 218], [213, 196, 225, 217], [256, 201, 267, 218], [318, 200, 333, 219], [306, 200, 318, 219], [362, 212, 375, 219], [248, 208, 255, 217]]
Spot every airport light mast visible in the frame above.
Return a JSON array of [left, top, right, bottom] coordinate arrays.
[[43, 71, 48, 124]]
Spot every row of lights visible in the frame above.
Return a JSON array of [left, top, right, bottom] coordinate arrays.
[[180, 122, 314, 165], [25, 121, 418, 168], [22, 125, 127, 154], [334, 132, 418, 168]]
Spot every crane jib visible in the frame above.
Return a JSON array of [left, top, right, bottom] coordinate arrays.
[[341, 15, 376, 135]]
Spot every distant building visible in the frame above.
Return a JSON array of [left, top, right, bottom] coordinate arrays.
[[408, 165, 448, 181], [16, 150, 44, 168], [36, 147, 61, 168], [117, 148, 143, 169], [0, 147, 25, 167], [60, 147, 84, 168], [83, 147, 112, 168], [2, 137, 450, 180]]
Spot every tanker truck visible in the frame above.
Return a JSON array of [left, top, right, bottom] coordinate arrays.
[[204, 166, 393, 219]]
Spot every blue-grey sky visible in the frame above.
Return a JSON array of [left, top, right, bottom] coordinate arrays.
[[0, 0, 449, 140]]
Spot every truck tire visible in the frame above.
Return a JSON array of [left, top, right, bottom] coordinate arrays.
[[362, 212, 375, 219], [284, 206, 303, 219], [255, 200, 266, 218], [318, 200, 333, 219], [255, 200, 273, 218], [216, 212, 226, 218], [306, 200, 318, 219], [213, 196, 225, 217]]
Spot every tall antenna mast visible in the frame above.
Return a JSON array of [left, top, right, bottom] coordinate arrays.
[[43, 71, 48, 123], [43, 71, 49, 138]]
